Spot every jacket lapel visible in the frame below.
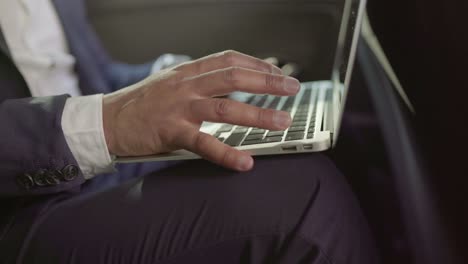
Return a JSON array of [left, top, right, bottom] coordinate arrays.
[[51, 0, 112, 95], [1, 0, 110, 99]]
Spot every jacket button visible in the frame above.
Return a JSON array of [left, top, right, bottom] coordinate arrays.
[[61, 165, 79, 181], [33, 169, 48, 187], [45, 170, 61, 186], [16, 173, 35, 190]]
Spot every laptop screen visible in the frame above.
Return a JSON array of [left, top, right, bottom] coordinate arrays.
[[331, 0, 367, 145]]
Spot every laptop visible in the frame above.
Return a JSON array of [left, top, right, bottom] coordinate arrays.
[[118, 0, 367, 163]]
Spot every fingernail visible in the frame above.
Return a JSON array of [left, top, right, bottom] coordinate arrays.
[[284, 77, 300, 93], [237, 155, 253, 171], [273, 111, 292, 129]]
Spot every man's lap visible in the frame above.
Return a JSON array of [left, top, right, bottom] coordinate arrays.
[[12, 154, 378, 263], [82, 160, 180, 193]]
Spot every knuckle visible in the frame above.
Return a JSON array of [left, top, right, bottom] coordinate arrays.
[[192, 60, 203, 74], [256, 108, 267, 127], [224, 49, 237, 54], [254, 58, 271, 73], [223, 66, 241, 85], [175, 80, 191, 94], [214, 99, 231, 117], [220, 148, 235, 167], [193, 133, 210, 152], [222, 50, 239, 65], [265, 74, 282, 89], [173, 61, 189, 72], [170, 73, 187, 86], [188, 100, 199, 117], [179, 59, 201, 74], [268, 64, 277, 74]]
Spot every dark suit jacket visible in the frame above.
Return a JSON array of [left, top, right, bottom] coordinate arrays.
[[0, 0, 154, 197]]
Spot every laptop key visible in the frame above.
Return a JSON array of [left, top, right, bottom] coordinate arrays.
[[255, 95, 268, 107], [282, 98, 295, 111], [249, 129, 266, 135], [307, 133, 314, 139], [308, 126, 315, 133], [217, 137, 226, 142], [293, 117, 308, 121], [292, 120, 307, 125], [263, 136, 283, 143], [232, 127, 248, 134], [288, 126, 305, 132], [268, 97, 281, 109], [217, 125, 234, 133], [292, 121, 307, 127], [294, 113, 308, 117], [285, 132, 304, 141], [224, 133, 245, 147], [266, 131, 285, 137], [241, 139, 264, 146], [293, 117, 308, 122], [244, 134, 264, 141]]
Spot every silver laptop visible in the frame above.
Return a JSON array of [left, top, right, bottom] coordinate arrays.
[[119, 0, 367, 163]]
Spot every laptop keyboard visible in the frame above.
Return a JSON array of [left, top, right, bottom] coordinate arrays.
[[213, 87, 317, 147]]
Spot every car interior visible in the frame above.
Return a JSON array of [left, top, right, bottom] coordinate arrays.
[[84, 0, 466, 263]]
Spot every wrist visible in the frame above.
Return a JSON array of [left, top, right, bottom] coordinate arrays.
[[102, 94, 118, 155]]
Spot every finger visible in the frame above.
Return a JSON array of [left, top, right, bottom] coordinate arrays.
[[264, 57, 280, 66], [190, 98, 292, 131], [177, 50, 283, 76], [184, 66, 300, 97], [182, 130, 254, 171], [281, 62, 301, 77]]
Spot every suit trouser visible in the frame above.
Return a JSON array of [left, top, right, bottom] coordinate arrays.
[[9, 154, 379, 264]]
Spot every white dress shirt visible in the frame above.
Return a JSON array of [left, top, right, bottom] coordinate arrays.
[[0, 0, 191, 179], [0, 0, 114, 179]]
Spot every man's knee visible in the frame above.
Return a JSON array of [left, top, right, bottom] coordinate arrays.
[[206, 154, 379, 263], [284, 155, 379, 264]]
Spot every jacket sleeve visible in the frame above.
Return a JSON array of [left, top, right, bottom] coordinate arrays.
[[0, 95, 85, 197]]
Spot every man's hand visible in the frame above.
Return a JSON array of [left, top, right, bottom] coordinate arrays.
[[103, 50, 300, 171]]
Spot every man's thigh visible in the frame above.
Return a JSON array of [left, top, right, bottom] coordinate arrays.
[[19, 154, 378, 264], [83, 160, 180, 192]]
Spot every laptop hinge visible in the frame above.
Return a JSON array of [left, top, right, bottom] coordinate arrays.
[[322, 88, 335, 134]]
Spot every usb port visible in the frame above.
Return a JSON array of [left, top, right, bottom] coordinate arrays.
[[281, 146, 297, 152], [303, 144, 313, 150]]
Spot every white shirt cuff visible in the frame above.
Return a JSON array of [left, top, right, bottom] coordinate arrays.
[[61, 94, 115, 179]]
